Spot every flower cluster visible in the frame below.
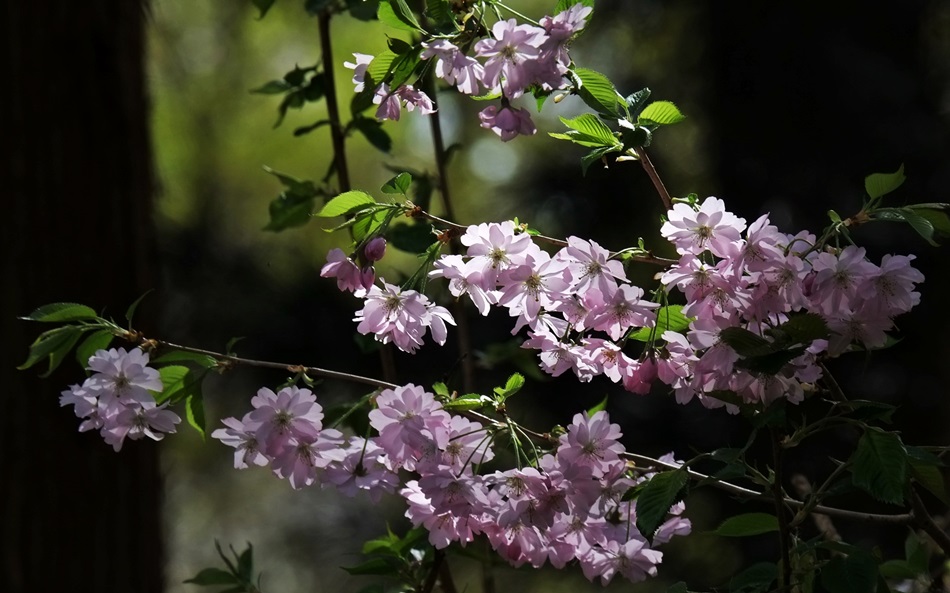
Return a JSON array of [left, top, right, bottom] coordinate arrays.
[[323, 197, 923, 409], [59, 348, 180, 451], [213, 383, 689, 585], [346, 4, 593, 141], [657, 196, 923, 409]]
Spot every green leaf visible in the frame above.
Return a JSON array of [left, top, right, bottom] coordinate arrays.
[[431, 382, 450, 397], [387, 48, 422, 91], [366, 51, 397, 86], [625, 87, 652, 113], [635, 468, 689, 541], [304, 0, 335, 15], [573, 68, 624, 118], [629, 305, 691, 342], [75, 329, 115, 367], [151, 351, 218, 368], [342, 557, 400, 576], [156, 365, 203, 405], [315, 191, 377, 218], [821, 551, 878, 593], [712, 512, 778, 537], [236, 543, 253, 580], [865, 164, 905, 199], [872, 207, 939, 246], [768, 312, 829, 344], [250, 79, 291, 94], [851, 428, 908, 505], [262, 165, 317, 196], [125, 290, 153, 325], [186, 391, 207, 438], [638, 100, 686, 125], [386, 222, 435, 254], [184, 567, 238, 586], [18, 326, 87, 375], [351, 117, 392, 152], [377, 0, 423, 32], [835, 399, 896, 423], [21, 302, 98, 323], [353, 209, 392, 243], [665, 583, 689, 593], [381, 172, 412, 195], [586, 395, 608, 416], [559, 114, 619, 145], [250, 0, 277, 19], [907, 203, 950, 243], [719, 327, 773, 357], [264, 192, 315, 231], [348, 0, 380, 20], [442, 393, 493, 412], [728, 562, 777, 593], [274, 89, 305, 128], [425, 0, 454, 28], [549, 130, 614, 149], [493, 373, 525, 402], [909, 459, 949, 505], [580, 145, 621, 174]]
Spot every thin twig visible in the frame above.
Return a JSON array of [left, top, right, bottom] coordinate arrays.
[[622, 452, 914, 525], [136, 335, 398, 390], [411, 208, 677, 267], [634, 146, 673, 211], [771, 429, 792, 589]]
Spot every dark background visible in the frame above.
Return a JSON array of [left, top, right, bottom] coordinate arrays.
[[3, 1, 949, 591]]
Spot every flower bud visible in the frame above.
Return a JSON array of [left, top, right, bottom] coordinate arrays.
[[364, 237, 387, 262]]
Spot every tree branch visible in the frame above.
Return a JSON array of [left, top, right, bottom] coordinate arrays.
[[634, 146, 673, 212]]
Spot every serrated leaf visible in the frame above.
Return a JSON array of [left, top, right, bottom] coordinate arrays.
[[250, 0, 277, 19], [156, 365, 203, 405], [635, 468, 689, 541], [573, 68, 624, 118], [75, 329, 115, 368], [629, 305, 691, 342], [442, 394, 493, 411], [865, 164, 905, 199], [262, 166, 317, 196], [851, 428, 908, 505], [353, 209, 392, 243], [835, 399, 896, 423], [638, 101, 686, 125], [377, 0, 423, 31], [183, 567, 238, 586], [315, 191, 377, 218], [625, 87, 652, 113], [580, 145, 620, 174], [713, 512, 778, 537], [367, 51, 397, 86], [274, 89, 305, 128], [554, 0, 595, 13], [559, 114, 619, 145], [381, 172, 412, 195], [493, 373, 525, 402], [22, 302, 98, 323], [348, 0, 380, 20], [769, 312, 829, 345], [425, 0, 454, 28], [250, 79, 290, 94], [18, 326, 87, 374], [821, 551, 878, 593]]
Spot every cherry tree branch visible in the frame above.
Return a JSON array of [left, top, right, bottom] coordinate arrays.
[[634, 146, 673, 212]]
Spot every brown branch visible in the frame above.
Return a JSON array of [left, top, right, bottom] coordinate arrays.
[[411, 208, 677, 267], [634, 146, 673, 211], [317, 11, 350, 192], [909, 488, 950, 558], [133, 335, 398, 391]]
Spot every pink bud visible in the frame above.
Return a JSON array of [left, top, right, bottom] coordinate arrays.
[[364, 237, 387, 262]]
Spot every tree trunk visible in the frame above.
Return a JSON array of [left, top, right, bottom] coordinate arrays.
[[1, 1, 164, 591]]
